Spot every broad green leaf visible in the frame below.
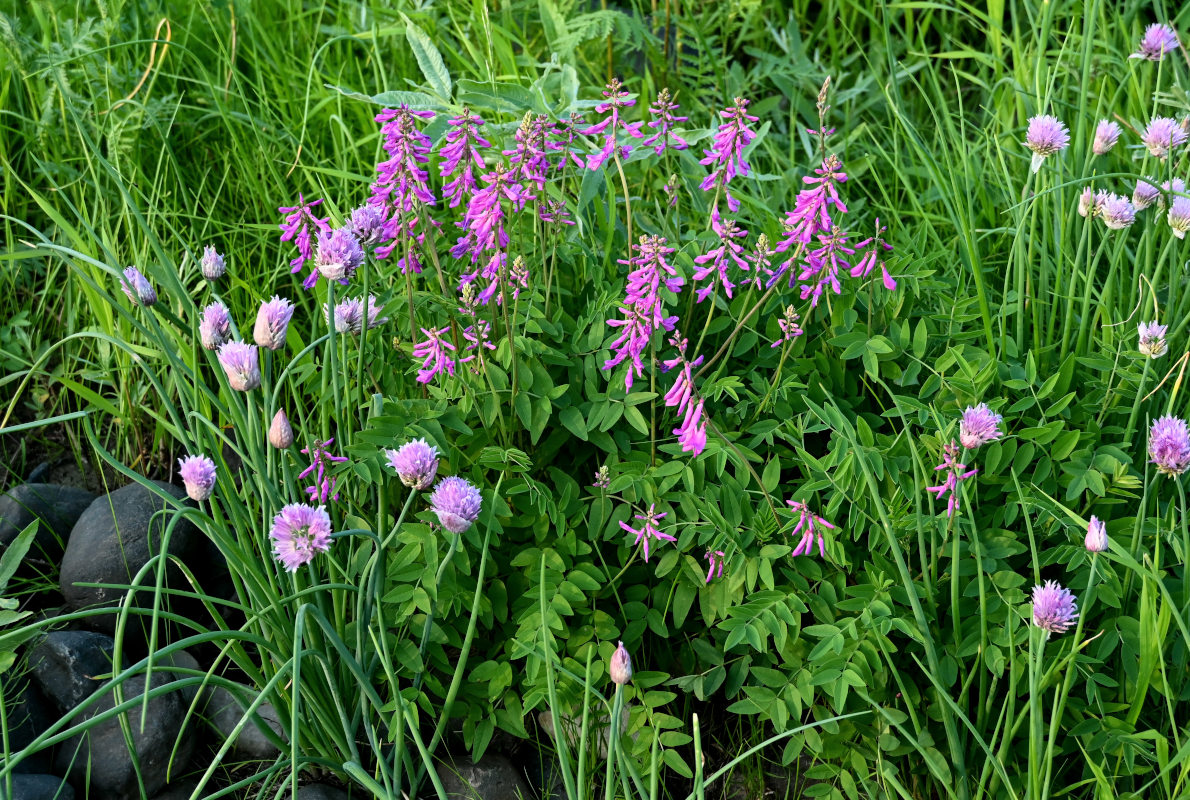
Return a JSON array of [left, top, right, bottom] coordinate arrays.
[[401, 14, 453, 100]]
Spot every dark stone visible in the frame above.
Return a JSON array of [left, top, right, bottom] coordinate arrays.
[[5, 680, 57, 774], [51, 669, 196, 800], [154, 649, 204, 710], [148, 777, 202, 800], [4, 773, 75, 800], [438, 754, 531, 800], [290, 785, 349, 800], [59, 482, 197, 634], [0, 483, 96, 563], [29, 631, 116, 714], [205, 684, 285, 759]]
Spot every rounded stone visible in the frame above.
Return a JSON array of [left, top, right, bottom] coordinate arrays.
[[0, 483, 96, 563]]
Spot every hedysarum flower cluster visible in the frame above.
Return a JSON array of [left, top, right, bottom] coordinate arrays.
[[1023, 114, 1070, 173], [582, 78, 643, 171], [662, 336, 708, 456], [299, 438, 349, 503], [787, 500, 835, 558], [851, 220, 897, 290], [504, 113, 557, 193], [699, 97, 758, 213], [692, 208, 748, 303], [440, 109, 490, 208], [619, 503, 676, 562], [705, 549, 726, 582], [454, 164, 526, 304], [429, 475, 483, 533], [413, 326, 457, 384], [926, 441, 978, 517], [278, 193, 330, 273], [371, 105, 436, 214], [1149, 415, 1190, 477], [603, 235, 682, 391], [270, 503, 333, 572], [643, 88, 688, 156], [1032, 581, 1078, 634]]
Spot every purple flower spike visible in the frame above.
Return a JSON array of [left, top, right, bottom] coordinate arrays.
[[959, 403, 1004, 450], [200, 246, 226, 280], [851, 219, 897, 291], [1134, 178, 1161, 211], [270, 503, 333, 572], [1169, 196, 1190, 240], [1149, 415, 1190, 477], [216, 342, 260, 392], [787, 500, 835, 558], [771, 305, 804, 348], [429, 475, 483, 533], [1099, 194, 1136, 230], [609, 641, 632, 685], [326, 296, 388, 335], [1092, 120, 1122, 155], [643, 88, 689, 156], [440, 109, 490, 208], [298, 439, 348, 504], [371, 105, 436, 213], [618, 503, 676, 562], [253, 296, 295, 351], [662, 336, 708, 456], [692, 208, 747, 303], [1023, 115, 1070, 173], [1141, 117, 1188, 159], [705, 549, 726, 583], [178, 454, 217, 502], [268, 409, 294, 449], [769, 156, 848, 288], [311, 229, 364, 288], [1138, 321, 1168, 358], [1131, 23, 1180, 61], [412, 326, 457, 384], [926, 440, 979, 517], [603, 235, 682, 391], [1085, 516, 1108, 553], [279, 193, 331, 273], [1032, 581, 1078, 635], [385, 438, 440, 490], [120, 267, 157, 307], [581, 78, 643, 171], [698, 97, 758, 213], [199, 301, 232, 351]]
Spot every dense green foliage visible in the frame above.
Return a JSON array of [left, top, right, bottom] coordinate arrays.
[[3, 1, 1190, 799]]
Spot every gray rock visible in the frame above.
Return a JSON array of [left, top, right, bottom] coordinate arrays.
[[438, 754, 531, 800], [4, 773, 76, 800], [52, 669, 196, 800], [148, 777, 202, 800], [29, 631, 116, 714], [6, 680, 57, 774], [0, 483, 96, 562], [59, 482, 197, 632], [205, 684, 286, 759], [289, 785, 349, 800], [154, 649, 204, 710]]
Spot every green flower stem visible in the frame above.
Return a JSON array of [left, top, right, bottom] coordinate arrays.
[[604, 683, 622, 800]]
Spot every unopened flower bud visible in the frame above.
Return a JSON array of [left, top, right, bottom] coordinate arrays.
[[1085, 515, 1108, 553], [268, 409, 294, 449], [609, 641, 632, 685]]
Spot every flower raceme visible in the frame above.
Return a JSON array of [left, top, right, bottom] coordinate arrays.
[[440, 109, 490, 208], [278, 193, 330, 273], [662, 336, 708, 456], [692, 209, 748, 303], [603, 235, 683, 391], [705, 549, 726, 582], [787, 500, 835, 558], [619, 503, 676, 562], [699, 97, 758, 212], [582, 78, 643, 171], [299, 439, 348, 503], [412, 326, 457, 384], [643, 88, 688, 156], [926, 440, 978, 517]]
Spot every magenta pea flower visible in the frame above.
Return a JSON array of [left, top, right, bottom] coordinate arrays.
[[270, 503, 333, 572], [278, 193, 331, 273], [705, 549, 726, 583], [698, 97, 758, 213], [603, 235, 682, 391], [662, 336, 708, 457], [619, 503, 676, 562], [1032, 581, 1078, 635], [412, 326, 457, 384], [299, 439, 348, 503], [642, 88, 689, 155], [787, 500, 835, 558], [926, 440, 978, 517], [581, 78, 643, 171]]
